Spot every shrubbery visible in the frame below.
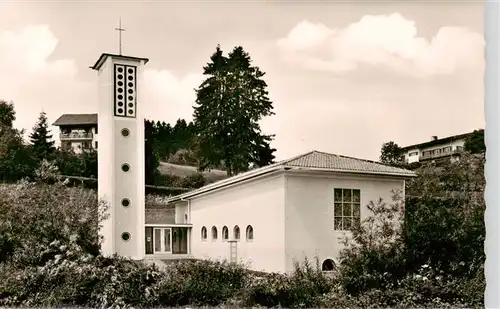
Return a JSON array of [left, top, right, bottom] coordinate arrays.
[[0, 153, 486, 308]]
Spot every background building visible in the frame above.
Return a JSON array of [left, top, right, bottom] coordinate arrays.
[[53, 114, 98, 154], [401, 133, 471, 165]]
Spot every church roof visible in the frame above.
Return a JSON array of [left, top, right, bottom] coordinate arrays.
[[53, 114, 98, 126], [167, 150, 416, 203]]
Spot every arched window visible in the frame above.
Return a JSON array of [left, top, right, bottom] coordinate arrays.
[[201, 226, 207, 240], [233, 225, 240, 240], [322, 259, 336, 271], [211, 226, 218, 240], [246, 225, 254, 241], [222, 226, 229, 241]]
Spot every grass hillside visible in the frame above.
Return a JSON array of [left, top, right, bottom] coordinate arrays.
[[157, 161, 228, 184]]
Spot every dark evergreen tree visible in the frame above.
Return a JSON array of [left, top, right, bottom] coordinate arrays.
[[0, 101, 37, 181], [0, 100, 16, 129], [380, 141, 404, 165], [145, 119, 159, 185], [29, 111, 55, 160], [464, 129, 485, 154], [193, 45, 276, 176]]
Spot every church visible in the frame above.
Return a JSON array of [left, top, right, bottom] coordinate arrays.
[[92, 51, 416, 274]]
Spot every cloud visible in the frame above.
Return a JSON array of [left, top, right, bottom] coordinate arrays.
[[276, 13, 484, 77], [142, 69, 203, 124], [0, 25, 90, 141], [0, 25, 202, 145]]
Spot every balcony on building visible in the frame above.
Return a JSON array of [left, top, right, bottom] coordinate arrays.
[[60, 131, 93, 140]]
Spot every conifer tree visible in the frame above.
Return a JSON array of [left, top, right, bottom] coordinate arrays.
[[193, 45, 276, 176], [29, 111, 55, 160]]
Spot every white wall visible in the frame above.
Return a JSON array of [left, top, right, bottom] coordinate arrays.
[[189, 173, 286, 273], [97, 56, 146, 260], [284, 172, 404, 273]]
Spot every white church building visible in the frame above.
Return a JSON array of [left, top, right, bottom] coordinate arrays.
[[91, 51, 416, 274], [161, 150, 416, 273]]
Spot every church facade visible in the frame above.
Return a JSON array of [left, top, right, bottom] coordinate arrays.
[[148, 150, 416, 273], [91, 51, 416, 273]]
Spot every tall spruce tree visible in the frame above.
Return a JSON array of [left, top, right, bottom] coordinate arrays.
[[193, 45, 276, 176], [29, 111, 55, 160]]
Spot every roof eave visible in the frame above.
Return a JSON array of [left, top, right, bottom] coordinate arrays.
[[167, 165, 284, 203], [91, 53, 150, 71], [283, 165, 417, 178]]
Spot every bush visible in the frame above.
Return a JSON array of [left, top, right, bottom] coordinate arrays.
[[0, 152, 486, 308], [0, 180, 105, 265], [243, 258, 333, 308]]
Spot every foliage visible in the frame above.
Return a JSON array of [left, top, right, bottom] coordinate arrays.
[[193, 45, 276, 176], [338, 190, 407, 293], [464, 129, 485, 154], [0, 150, 486, 309], [29, 111, 56, 161], [145, 119, 160, 185], [0, 180, 106, 265], [34, 159, 60, 182], [179, 172, 206, 188], [404, 153, 485, 275], [149, 118, 200, 165], [168, 148, 199, 166], [0, 100, 16, 129], [242, 258, 333, 308], [335, 153, 484, 307], [380, 141, 404, 165], [0, 126, 37, 182], [54, 148, 98, 178]]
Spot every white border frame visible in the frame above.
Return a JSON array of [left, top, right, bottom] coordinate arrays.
[[485, 2, 499, 307]]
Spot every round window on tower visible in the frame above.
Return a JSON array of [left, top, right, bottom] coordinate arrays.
[[121, 163, 130, 172], [121, 198, 130, 207], [121, 128, 130, 137], [117, 108, 123, 114], [117, 67, 124, 73], [121, 232, 131, 242]]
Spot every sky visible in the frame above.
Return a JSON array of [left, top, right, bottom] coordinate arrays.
[[0, 1, 485, 161]]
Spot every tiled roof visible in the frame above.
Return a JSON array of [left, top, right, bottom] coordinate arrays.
[[53, 114, 98, 126], [283, 150, 416, 176], [167, 150, 416, 203]]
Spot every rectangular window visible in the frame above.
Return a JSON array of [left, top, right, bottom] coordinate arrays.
[[151, 228, 173, 253], [409, 151, 418, 156], [334, 188, 361, 231]]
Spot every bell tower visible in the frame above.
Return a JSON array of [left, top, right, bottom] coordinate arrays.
[[91, 52, 148, 259]]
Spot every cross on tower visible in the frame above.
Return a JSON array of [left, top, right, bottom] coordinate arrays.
[[115, 17, 126, 55]]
